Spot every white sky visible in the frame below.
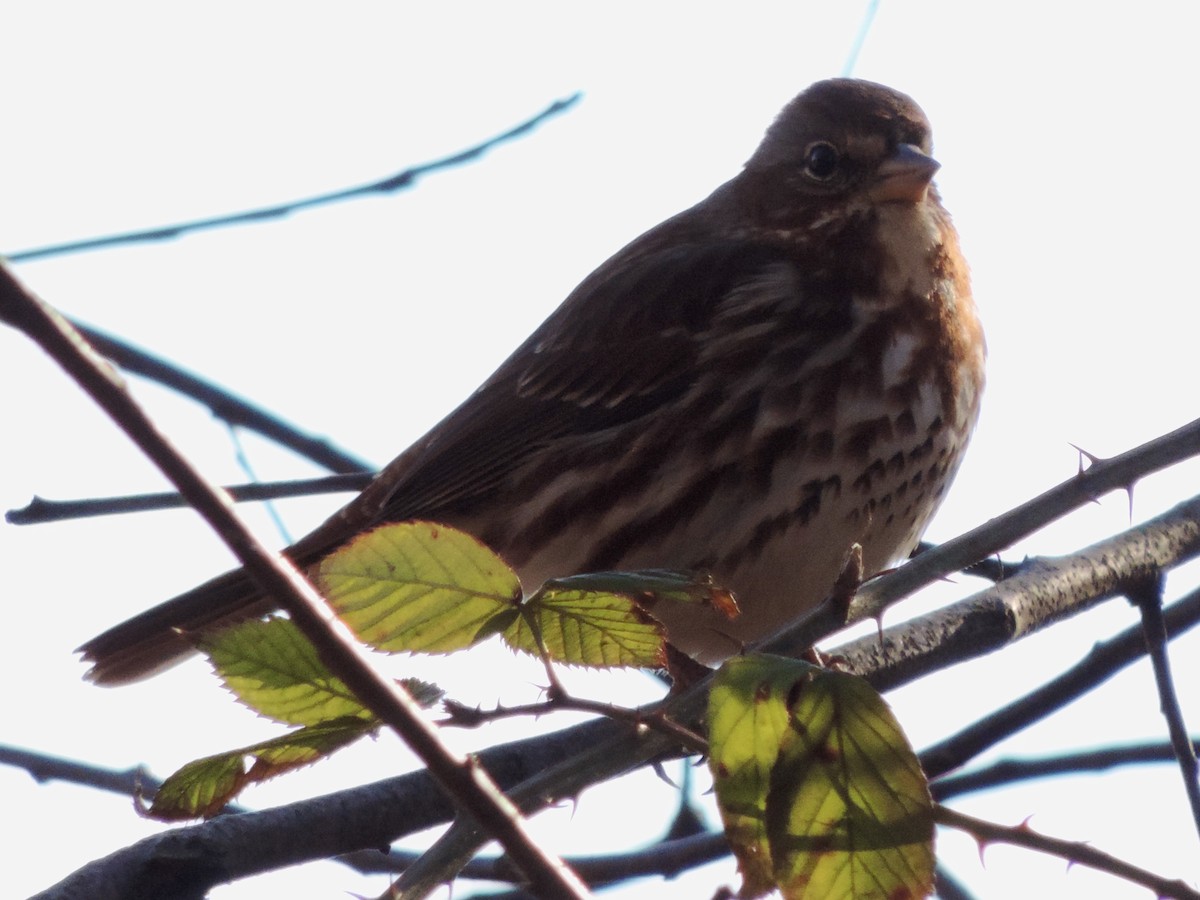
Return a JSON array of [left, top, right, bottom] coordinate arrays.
[[3, 3, 1200, 898]]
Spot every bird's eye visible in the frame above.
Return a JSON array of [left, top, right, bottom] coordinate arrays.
[[802, 141, 840, 181]]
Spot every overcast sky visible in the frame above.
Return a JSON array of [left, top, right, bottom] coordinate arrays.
[[4, 4, 1200, 898]]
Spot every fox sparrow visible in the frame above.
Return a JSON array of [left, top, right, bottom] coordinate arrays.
[[81, 78, 985, 684]]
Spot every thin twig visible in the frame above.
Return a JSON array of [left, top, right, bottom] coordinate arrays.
[[5, 95, 582, 263], [73, 322, 373, 473], [832, 494, 1200, 696], [919, 583, 1200, 779], [935, 805, 1200, 899], [7, 473, 372, 524], [0, 262, 590, 900], [1127, 574, 1200, 839], [933, 739, 1200, 801], [443, 696, 707, 756]]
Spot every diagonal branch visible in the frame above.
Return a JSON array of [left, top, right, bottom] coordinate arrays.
[[920, 584, 1200, 779], [1127, 575, 1200, 838], [73, 322, 374, 473], [21, 390, 1200, 892], [0, 262, 590, 900], [833, 494, 1200, 695], [5, 94, 581, 263], [8, 473, 372, 524], [935, 805, 1200, 899]]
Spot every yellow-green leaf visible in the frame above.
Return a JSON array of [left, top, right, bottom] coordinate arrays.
[[201, 616, 445, 725], [766, 668, 934, 899], [708, 654, 811, 897], [708, 654, 933, 900], [503, 588, 665, 667], [201, 617, 372, 726], [318, 521, 521, 653], [148, 717, 375, 820], [544, 569, 739, 622]]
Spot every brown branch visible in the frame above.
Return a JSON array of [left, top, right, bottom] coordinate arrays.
[[935, 805, 1200, 899], [0, 262, 590, 900]]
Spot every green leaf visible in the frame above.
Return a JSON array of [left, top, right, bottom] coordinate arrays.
[[766, 668, 934, 899], [201, 616, 446, 726], [708, 654, 810, 897], [148, 717, 375, 820], [707, 654, 934, 900], [543, 569, 740, 621], [201, 617, 372, 726], [318, 521, 522, 653], [503, 587, 665, 668]]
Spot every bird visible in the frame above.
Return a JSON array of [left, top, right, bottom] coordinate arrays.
[[80, 78, 985, 685]]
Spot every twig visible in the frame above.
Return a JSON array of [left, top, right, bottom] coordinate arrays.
[[7, 473, 372, 524], [919, 582, 1200, 779], [831, 495, 1200, 695], [933, 739, 1200, 801], [1127, 574, 1200, 839], [911, 541, 1027, 584], [443, 696, 707, 756], [0, 262, 590, 900], [5, 95, 582, 263], [73, 322, 372, 473], [31, 427, 1200, 892], [935, 805, 1200, 899]]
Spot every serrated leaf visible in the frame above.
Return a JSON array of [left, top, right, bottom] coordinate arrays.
[[545, 569, 739, 621], [503, 588, 665, 667], [201, 617, 372, 726], [318, 521, 522, 653], [202, 617, 445, 726], [708, 654, 934, 900], [766, 668, 934, 900], [148, 717, 374, 820], [708, 654, 813, 897]]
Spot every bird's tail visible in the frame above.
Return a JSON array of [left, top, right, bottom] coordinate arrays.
[[78, 568, 276, 686]]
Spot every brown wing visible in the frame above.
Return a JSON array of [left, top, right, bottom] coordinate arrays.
[[368, 238, 793, 523], [80, 235, 795, 684]]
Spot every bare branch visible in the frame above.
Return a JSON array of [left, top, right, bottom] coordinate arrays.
[[8, 473, 372, 524], [933, 740, 1200, 801], [0, 263, 589, 900], [74, 322, 374, 473], [763, 417, 1200, 659], [935, 805, 1200, 899], [832, 494, 1200, 693], [1127, 575, 1200, 838], [6, 95, 582, 263], [920, 584, 1200, 778]]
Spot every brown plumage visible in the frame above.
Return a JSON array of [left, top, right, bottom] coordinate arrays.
[[80, 78, 985, 684]]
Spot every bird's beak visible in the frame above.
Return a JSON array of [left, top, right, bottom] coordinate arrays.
[[868, 143, 940, 204]]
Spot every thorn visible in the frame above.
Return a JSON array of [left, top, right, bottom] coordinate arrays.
[[651, 759, 680, 790], [1068, 442, 1103, 472], [1123, 480, 1137, 523], [974, 832, 990, 866]]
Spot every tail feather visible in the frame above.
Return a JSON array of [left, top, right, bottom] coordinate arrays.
[[78, 568, 276, 686]]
